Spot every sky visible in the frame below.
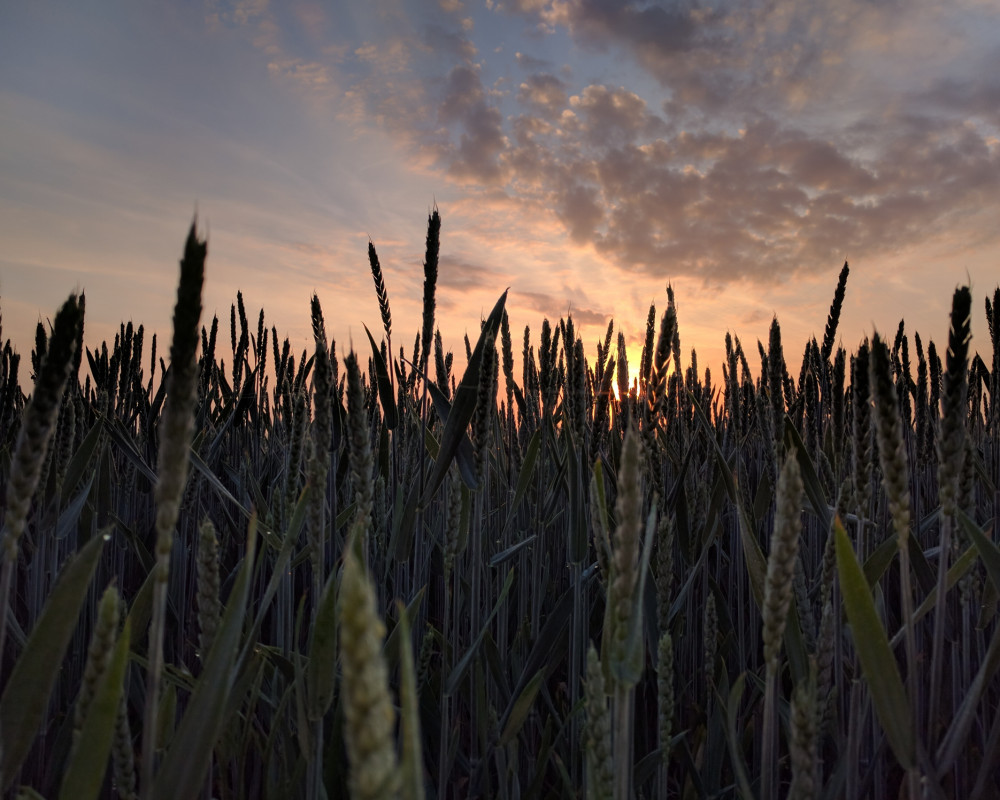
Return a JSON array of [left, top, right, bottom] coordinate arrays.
[[2, 0, 999, 391]]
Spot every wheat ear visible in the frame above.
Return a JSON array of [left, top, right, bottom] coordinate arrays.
[[142, 223, 205, 792], [0, 293, 81, 672], [339, 524, 399, 800]]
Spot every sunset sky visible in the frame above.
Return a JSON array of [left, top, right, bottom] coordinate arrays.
[[2, 0, 999, 387]]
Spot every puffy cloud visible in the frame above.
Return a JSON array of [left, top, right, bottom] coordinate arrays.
[[517, 73, 569, 117], [569, 85, 666, 145], [440, 65, 508, 182], [505, 0, 945, 119], [489, 104, 999, 283], [556, 180, 604, 243], [216, 0, 1000, 287]]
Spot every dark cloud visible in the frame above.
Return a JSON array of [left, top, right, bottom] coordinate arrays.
[[439, 65, 507, 182], [563, 0, 699, 55], [507, 0, 889, 116], [514, 290, 610, 326], [439, 64, 487, 121], [423, 24, 477, 62], [438, 254, 498, 290], [556, 180, 604, 243], [921, 76, 1000, 127]]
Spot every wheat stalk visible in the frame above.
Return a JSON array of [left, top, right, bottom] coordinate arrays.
[[0, 293, 81, 672], [761, 450, 803, 800], [141, 223, 205, 794], [419, 209, 440, 371], [339, 524, 399, 800], [368, 240, 393, 349], [195, 519, 220, 662], [584, 643, 613, 800], [929, 286, 973, 741]]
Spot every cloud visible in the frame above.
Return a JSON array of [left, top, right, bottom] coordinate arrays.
[[569, 84, 667, 145], [267, 58, 337, 96], [548, 0, 699, 55], [506, 0, 927, 119], [922, 75, 1000, 127], [513, 290, 610, 326], [555, 179, 604, 244], [515, 51, 552, 71], [439, 65, 508, 183], [493, 105, 999, 284], [203, 0, 1000, 289], [438, 254, 498, 290], [209, 0, 269, 27], [423, 23, 478, 62], [516, 73, 569, 117]]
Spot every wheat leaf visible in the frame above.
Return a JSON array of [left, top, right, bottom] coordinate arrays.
[[835, 517, 915, 770]]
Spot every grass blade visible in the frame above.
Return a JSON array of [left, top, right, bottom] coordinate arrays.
[[724, 674, 756, 800], [835, 516, 915, 770], [150, 520, 257, 800], [936, 622, 1000, 777], [59, 417, 103, 507], [422, 376, 477, 490], [385, 586, 426, 666], [445, 568, 514, 694], [736, 498, 768, 610], [499, 668, 544, 746], [422, 290, 507, 507], [890, 544, 977, 648], [784, 418, 832, 529], [55, 471, 95, 540], [0, 533, 106, 788], [488, 535, 537, 567], [396, 601, 425, 800], [58, 619, 131, 800], [961, 509, 1000, 595], [306, 568, 338, 721], [501, 428, 541, 537]]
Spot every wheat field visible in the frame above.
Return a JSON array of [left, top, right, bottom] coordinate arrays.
[[0, 214, 998, 799]]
